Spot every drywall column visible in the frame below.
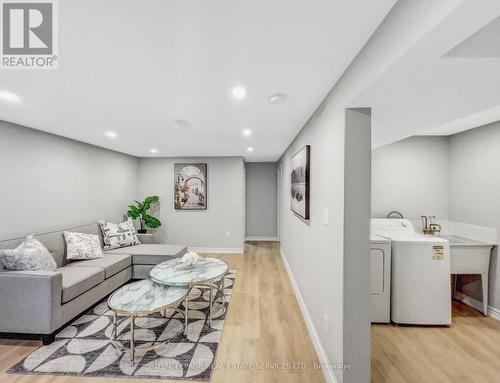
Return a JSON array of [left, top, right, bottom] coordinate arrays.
[[343, 108, 371, 383]]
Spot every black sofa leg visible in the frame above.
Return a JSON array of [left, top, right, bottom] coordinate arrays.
[[41, 332, 56, 345]]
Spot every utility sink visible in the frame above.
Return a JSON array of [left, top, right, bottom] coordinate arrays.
[[440, 234, 495, 315], [439, 234, 494, 274], [441, 234, 491, 246]]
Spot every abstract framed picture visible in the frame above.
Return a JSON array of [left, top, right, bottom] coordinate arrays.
[[290, 145, 310, 219], [174, 163, 208, 210]]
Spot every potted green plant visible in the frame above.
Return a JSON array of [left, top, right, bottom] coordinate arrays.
[[127, 196, 161, 233]]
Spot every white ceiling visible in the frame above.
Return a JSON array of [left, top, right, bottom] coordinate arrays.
[[351, 0, 500, 148], [0, 0, 396, 161], [445, 15, 500, 58]]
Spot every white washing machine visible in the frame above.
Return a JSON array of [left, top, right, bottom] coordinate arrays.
[[371, 219, 451, 325], [370, 234, 391, 323]]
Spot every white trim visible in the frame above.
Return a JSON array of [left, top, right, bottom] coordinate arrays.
[[489, 305, 500, 321], [454, 292, 500, 321], [188, 247, 244, 254], [280, 248, 338, 383], [277, 163, 282, 241], [245, 236, 279, 241]]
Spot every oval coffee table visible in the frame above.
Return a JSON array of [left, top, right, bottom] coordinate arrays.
[[149, 257, 229, 332], [107, 279, 188, 365]]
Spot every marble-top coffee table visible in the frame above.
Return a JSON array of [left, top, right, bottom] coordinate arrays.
[[149, 257, 229, 331], [107, 279, 188, 365]]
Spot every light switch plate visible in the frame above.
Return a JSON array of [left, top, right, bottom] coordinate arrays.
[[322, 208, 330, 226]]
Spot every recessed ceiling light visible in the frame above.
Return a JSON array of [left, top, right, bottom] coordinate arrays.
[[268, 93, 286, 105], [232, 86, 247, 99], [246, 147, 254, 153], [241, 129, 252, 137], [0, 90, 21, 103], [150, 148, 158, 154], [105, 131, 117, 139]]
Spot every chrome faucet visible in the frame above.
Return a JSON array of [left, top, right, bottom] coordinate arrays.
[[386, 210, 404, 219], [422, 215, 441, 235]]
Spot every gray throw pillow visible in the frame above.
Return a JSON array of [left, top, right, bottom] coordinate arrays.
[[0, 235, 57, 271], [64, 232, 104, 261], [99, 218, 141, 250]]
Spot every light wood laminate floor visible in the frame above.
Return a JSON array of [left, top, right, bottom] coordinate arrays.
[[372, 301, 500, 383], [0, 241, 325, 383]]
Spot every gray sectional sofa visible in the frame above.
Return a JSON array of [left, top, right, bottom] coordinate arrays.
[[0, 223, 187, 344]]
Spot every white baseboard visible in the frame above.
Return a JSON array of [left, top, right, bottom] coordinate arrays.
[[454, 292, 500, 321], [188, 247, 244, 254], [280, 249, 337, 383], [245, 236, 279, 241], [489, 305, 500, 321]]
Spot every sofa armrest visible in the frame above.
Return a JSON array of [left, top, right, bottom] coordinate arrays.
[[0, 270, 63, 334]]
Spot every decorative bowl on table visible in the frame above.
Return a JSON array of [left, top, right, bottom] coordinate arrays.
[[180, 251, 200, 268]]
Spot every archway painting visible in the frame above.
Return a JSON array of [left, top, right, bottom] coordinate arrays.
[[174, 163, 207, 210]]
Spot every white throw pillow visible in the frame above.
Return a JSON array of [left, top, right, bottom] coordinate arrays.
[[64, 232, 103, 261], [99, 218, 141, 250], [0, 235, 57, 271]]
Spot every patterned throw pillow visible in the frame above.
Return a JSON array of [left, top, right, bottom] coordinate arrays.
[[64, 232, 103, 261], [0, 235, 57, 271], [99, 218, 141, 250]]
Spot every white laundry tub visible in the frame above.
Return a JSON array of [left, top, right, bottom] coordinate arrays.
[[441, 234, 495, 315]]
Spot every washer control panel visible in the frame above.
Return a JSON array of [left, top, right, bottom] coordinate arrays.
[[370, 218, 415, 234]]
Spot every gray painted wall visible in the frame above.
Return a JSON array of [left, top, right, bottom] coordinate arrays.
[[0, 122, 246, 250], [278, 105, 346, 382], [449, 122, 500, 309], [0, 121, 139, 240], [245, 162, 278, 238], [138, 157, 245, 249], [343, 109, 371, 383], [372, 136, 450, 220]]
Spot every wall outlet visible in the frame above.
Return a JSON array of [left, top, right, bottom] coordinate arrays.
[[322, 208, 330, 227], [323, 313, 331, 335], [225, 231, 231, 238]]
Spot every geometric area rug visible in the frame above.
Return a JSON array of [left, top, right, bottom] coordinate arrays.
[[8, 270, 236, 381]]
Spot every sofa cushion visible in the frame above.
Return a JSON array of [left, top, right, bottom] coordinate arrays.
[[104, 244, 187, 265], [59, 266, 105, 303], [66, 254, 131, 279]]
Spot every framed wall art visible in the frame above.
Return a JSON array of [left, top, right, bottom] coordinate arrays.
[[290, 145, 310, 219], [174, 163, 207, 210]]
